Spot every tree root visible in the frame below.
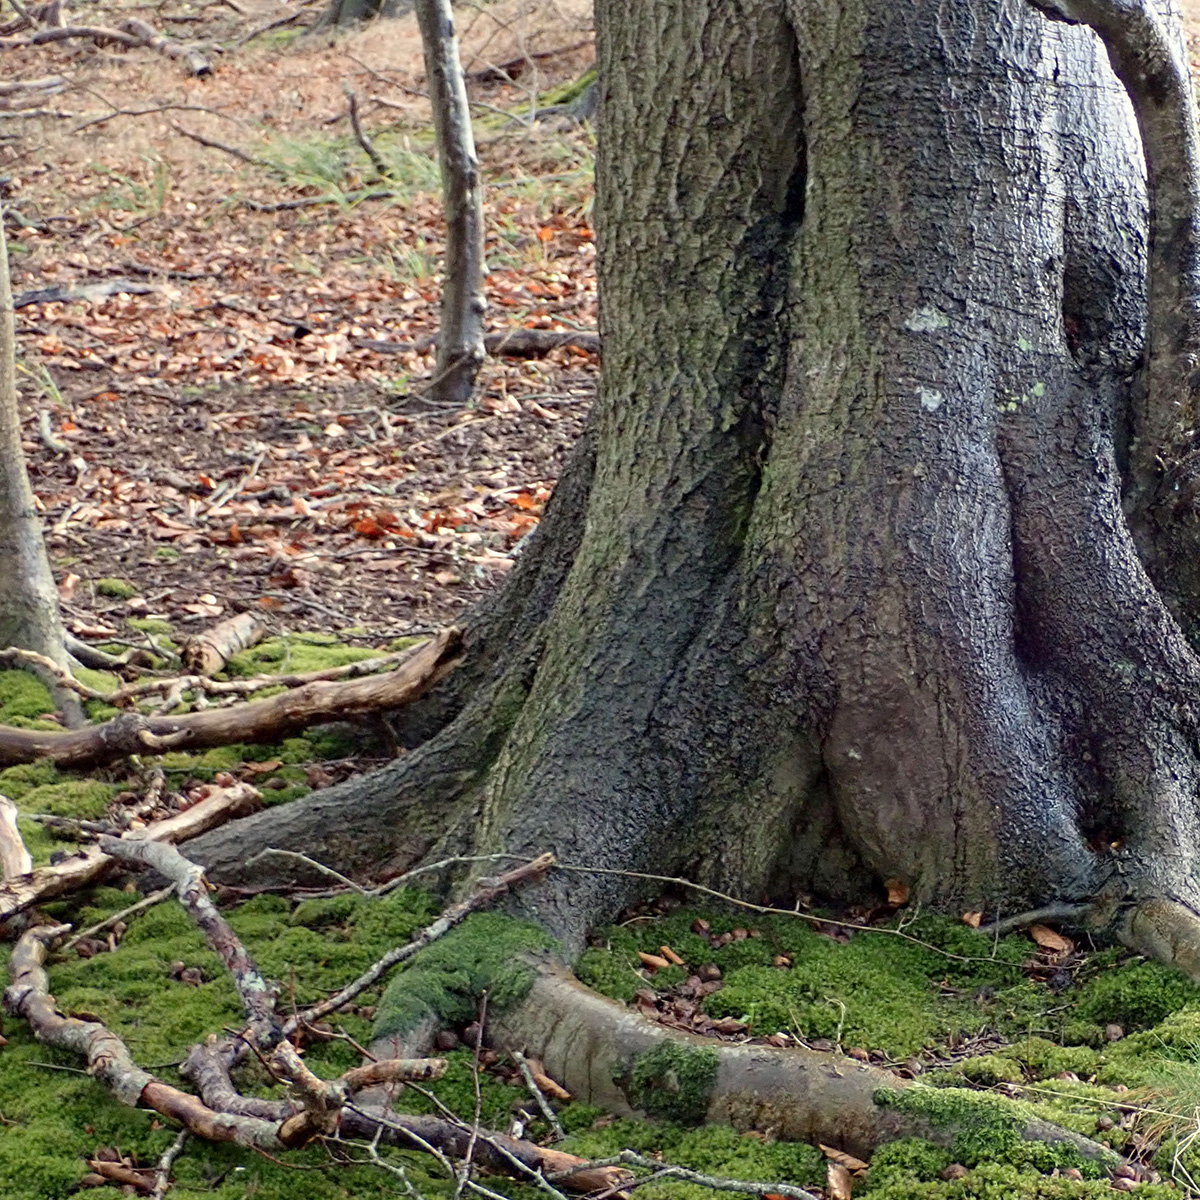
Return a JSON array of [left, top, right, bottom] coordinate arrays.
[[489, 966, 1118, 1166], [1120, 896, 1200, 981]]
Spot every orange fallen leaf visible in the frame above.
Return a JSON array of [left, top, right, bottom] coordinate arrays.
[[885, 878, 909, 906], [1029, 924, 1073, 954], [820, 1145, 869, 1173], [660, 945, 685, 966], [961, 911, 983, 928], [637, 952, 670, 971]]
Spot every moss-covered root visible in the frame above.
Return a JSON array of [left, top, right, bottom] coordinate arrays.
[[1121, 896, 1200, 981], [492, 967, 1119, 1166], [368, 913, 560, 1059]]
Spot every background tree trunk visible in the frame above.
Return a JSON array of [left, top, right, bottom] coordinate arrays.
[[0, 209, 80, 724], [188, 0, 1200, 967]]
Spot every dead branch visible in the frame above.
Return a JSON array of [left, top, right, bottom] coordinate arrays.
[[355, 328, 599, 358], [169, 121, 273, 169], [62, 884, 174, 952], [121, 17, 211, 74], [0, 793, 30, 879], [284, 852, 556, 1034], [12, 277, 157, 308], [150, 1130, 188, 1200], [181, 611, 267, 677], [87, 1159, 155, 1193], [0, 781, 261, 922], [0, 627, 463, 768], [98, 836, 281, 1046], [346, 86, 391, 180], [463, 40, 593, 83]]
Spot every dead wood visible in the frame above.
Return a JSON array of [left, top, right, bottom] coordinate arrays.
[[355, 328, 599, 358], [12, 277, 157, 308], [463, 40, 594, 83], [0, 626, 463, 769], [181, 611, 267, 677], [0, 781, 261, 922], [0, 794, 30, 879], [121, 17, 211, 76]]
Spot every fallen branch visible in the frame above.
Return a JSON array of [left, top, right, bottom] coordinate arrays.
[[285, 852, 556, 1035], [355, 328, 599, 358], [181, 611, 267, 677], [150, 1130, 188, 1200], [0, 627, 463, 767], [0, 781, 261, 921], [12, 277, 157, 308], [0, 793, 30, 879], [346, 86, 391, 181], [170, 121, 273, 169]]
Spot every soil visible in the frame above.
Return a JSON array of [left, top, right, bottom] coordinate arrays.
[[0, 0, 596, 646]]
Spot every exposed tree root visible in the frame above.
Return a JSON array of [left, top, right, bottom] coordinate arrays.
[[1120, 896, 1200, 981], [489, 966, 1118, 1166]]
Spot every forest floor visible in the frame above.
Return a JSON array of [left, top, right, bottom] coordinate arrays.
[[7, 4, 1200, 1200], [5, 0, 596, 644]]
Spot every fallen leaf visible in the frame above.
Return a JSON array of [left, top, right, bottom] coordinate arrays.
[[820, 1145, 869, 1173], [1029, 924, 1073, 954], [826, 1162, 853, 1200], [961, 911, 983, 928], [885, 878, 909, 906], [660, 945, 685, 966], [637, 952, 670, 971]]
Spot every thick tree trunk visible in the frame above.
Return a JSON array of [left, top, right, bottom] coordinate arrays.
[[188, 0, 1200, 973]]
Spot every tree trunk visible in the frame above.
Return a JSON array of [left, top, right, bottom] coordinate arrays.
[[0, 208, 81, 725], [187, 0, 1200, 973]]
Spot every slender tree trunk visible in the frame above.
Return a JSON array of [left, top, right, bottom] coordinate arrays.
[[415, 0, 486, 406], [0, 208, 80, 724], [188, 0, 1200, 975]]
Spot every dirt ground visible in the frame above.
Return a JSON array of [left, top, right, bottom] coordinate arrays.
[[0, 0, 596, 647]]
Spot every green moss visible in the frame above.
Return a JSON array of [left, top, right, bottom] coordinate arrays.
[[626, 1042, 719, 1125], [73, 667, 121, 695], [0, 760, 59, 798], [1074, 960, 1200, 1029], [0, 670, 55, 723], [863, 1160, 1176, 1199], [374, 912, 558, 1041], [18, 779, 117, 819], [226, 635, 380, 678], [875, 1086, 1112, 1174], [94, 578, 138, 599], [865, 1137, 953, 1186], [127, 616, 175, 636], [954, 1054, 1025, 1086]]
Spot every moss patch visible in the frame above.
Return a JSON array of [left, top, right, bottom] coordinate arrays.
[[374, 912, 559, 1041], [626, 1042, 719, 1125]]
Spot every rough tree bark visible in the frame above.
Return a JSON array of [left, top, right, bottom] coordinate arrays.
[[187, 0, 1200, 983]]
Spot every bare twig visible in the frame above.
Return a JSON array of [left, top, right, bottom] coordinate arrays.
[[246, 849, 365, 894], [346, 86, 391, 180], [170, 121, 273, 168], [548, 1152, 822, 1200], [150, 1129, 188, 1200], [284, 853, 555, 1034], [512, 1048, 565, 1141], [62, 885, 175, 953]]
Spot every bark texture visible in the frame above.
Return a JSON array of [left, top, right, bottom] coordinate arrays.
[[188, 0, 1200, 972]]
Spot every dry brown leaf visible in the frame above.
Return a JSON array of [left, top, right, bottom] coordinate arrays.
[[820, 1145, 869, 1173], [961, 911, 983, 928], [826, 1161, 853, 1200], [884, 878, 909, 906], [1029, 924, 1073, 954]]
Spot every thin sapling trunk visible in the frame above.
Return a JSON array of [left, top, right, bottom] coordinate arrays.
[[415, 0, 487, 406]]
